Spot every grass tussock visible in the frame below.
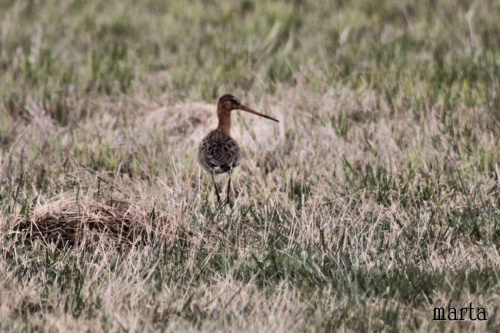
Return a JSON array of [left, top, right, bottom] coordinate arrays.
[[11, 170, 182, 247]]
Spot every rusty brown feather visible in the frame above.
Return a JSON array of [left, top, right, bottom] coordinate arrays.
[[198, 94, 278, 206]]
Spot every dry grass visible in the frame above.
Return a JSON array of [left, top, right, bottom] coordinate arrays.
[[11, 169, 183, 246], [1, 0, 500, 332], [3, 87, 500, 331]]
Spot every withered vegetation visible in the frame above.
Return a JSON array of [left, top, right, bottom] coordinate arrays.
[[1, 0, 500, 332]]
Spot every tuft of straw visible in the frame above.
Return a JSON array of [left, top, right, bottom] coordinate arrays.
[[13, 170, 182, 247]]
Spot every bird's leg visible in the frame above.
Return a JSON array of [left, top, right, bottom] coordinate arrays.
[[224, 170, 233, 205], [211, 173, 221, 205]]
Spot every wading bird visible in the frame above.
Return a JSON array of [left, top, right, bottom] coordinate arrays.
[[198, 94, 279, 206]]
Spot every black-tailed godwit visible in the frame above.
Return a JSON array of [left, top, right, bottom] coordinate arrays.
[[198, 94, 278, 206]]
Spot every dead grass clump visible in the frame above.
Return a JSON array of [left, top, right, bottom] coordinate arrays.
[[12, 171, 178, 246], [141, 102, 212, 136]]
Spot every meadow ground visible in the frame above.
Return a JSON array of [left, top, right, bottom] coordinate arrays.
[[1, 0, 500, 331]]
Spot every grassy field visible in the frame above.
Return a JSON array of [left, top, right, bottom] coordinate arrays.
[[1, 0, 500, 331]]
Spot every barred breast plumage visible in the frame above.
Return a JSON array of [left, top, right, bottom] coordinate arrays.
[[198, 129, 241, 175]]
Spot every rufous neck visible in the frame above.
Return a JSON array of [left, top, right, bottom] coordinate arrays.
[[216, 111, 231, 136]]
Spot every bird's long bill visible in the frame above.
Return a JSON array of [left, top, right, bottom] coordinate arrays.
[[239, 105, 279, 122]]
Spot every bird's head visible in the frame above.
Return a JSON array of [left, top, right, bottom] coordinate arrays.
[[217, 94, 279, 122], [218, 94, 241, 111]]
